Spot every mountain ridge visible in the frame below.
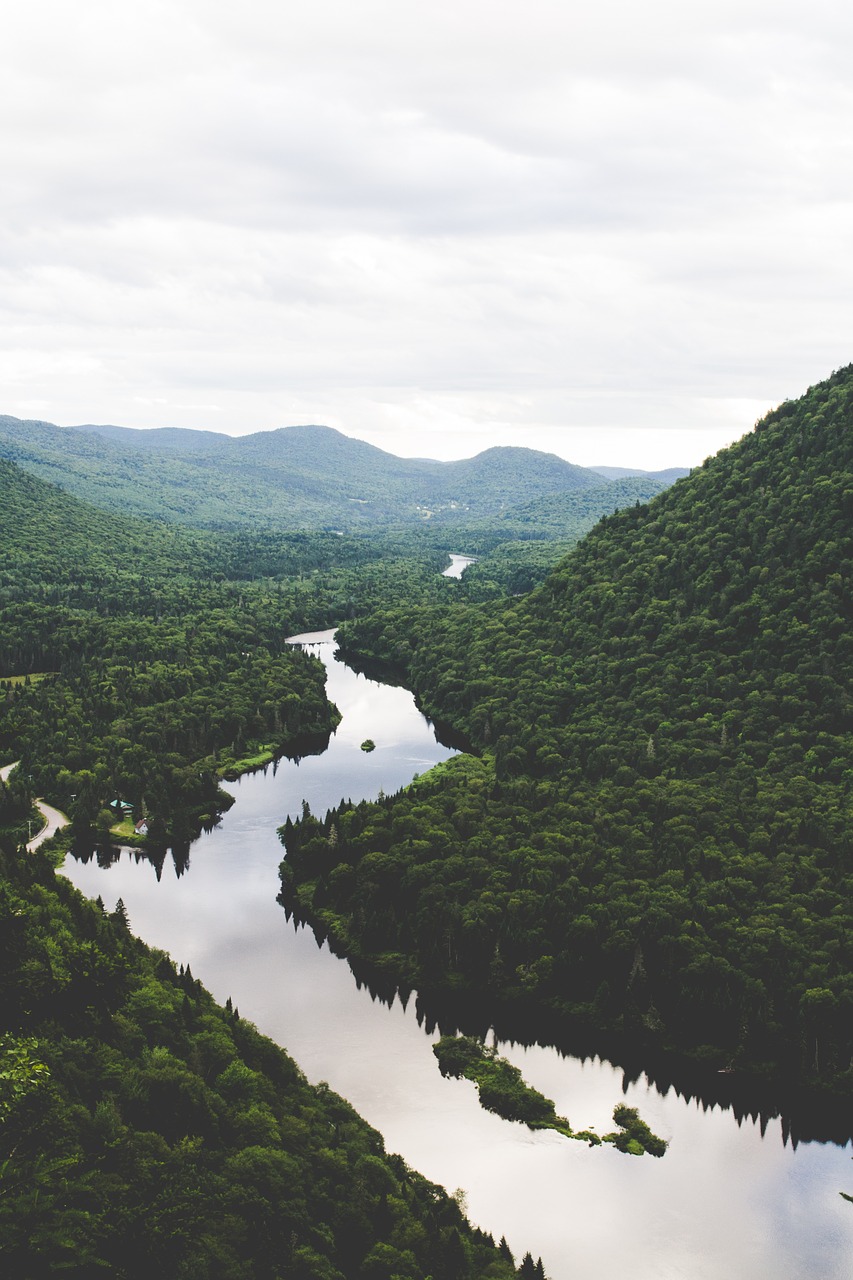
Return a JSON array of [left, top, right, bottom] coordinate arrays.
[[0, 413, 682, 531], [282, 362, 853, 1091]]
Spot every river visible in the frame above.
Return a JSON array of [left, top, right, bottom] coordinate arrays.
[[444, 553, 477, 578], [62, 630, 853, 1279]]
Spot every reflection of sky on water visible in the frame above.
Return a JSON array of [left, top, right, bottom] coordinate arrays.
[[62, 636, 853, 1280], [442, 554, 477, 579]]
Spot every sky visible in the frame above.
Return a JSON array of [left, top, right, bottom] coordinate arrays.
[[3, 1, 853, 469]]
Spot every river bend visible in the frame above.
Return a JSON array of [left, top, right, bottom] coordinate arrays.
[[62, 631, 853, 1279]]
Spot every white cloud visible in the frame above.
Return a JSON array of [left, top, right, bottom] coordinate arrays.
[[0, 1, 852, 466]]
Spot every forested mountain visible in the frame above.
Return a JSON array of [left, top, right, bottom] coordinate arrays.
[[0, 457, 538, 1276], [420, 478, 671, 600], [0, 849, 522, 1278], [0, 455, 336, 843], [590, 465, 689, 484], [0, 456, 454, 847], [0, 413, 621, 530], [281, 365, 853, 1094]]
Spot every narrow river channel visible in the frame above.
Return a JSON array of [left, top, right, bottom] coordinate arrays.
[[62, 624, 853, 1279]]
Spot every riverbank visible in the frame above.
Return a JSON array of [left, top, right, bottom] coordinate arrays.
[[61, 632, 853, 1280]]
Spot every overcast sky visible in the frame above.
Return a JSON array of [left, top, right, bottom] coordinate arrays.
[[2, 1, 853, 468]]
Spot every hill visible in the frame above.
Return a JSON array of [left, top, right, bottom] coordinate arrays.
[[0, 456, 383, 845], [0, 454, 210, 582], [459, 475, 669, 544], [425, 476, 672, 599], [0, 846, 520, 1278], [0, 414, 604, 530], [0, 455, 532, 1275], [590, 465, 689, 484], [281, 365, 853, 1093]]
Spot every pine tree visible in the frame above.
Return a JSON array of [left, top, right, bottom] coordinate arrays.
[[111, 898, 129, 931], [498, 1236, 514, 1265]]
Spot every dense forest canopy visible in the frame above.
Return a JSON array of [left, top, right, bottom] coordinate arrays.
[[0, 846, 526, 1278], [0, 456, 458, 846], [0, 437, 677, 850], [0, 456, 549, 1276], [4, 363, 853, 1272], [281, 365, 853, 1093]]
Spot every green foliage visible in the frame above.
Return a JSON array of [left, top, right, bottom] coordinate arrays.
[[608, 1104, 668, 1157], [0, 1034, 49, 1120], [0, 847, 520, 1278], [433, 1036, 664, 1155], [0, 415, 608, 531], [281, 366, 853, 1090], [0, 457, 454, 843], [434, 1036, 557, 1128], [0, 766, 37, 851]]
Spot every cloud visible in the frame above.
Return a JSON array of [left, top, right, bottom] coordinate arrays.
[[1, 1, 852, 466]]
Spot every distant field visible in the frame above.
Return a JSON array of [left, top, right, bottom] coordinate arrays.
[[1, 672, 56, 687]]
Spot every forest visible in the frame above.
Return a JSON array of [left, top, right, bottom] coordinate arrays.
[[0, 457, 555, 1275], [0, 414, 655, 531], [0, 456, 456, 846], [280, 365, 853, 1095], [0, 843, 527, 1278], [4, 364, 853, 1272]]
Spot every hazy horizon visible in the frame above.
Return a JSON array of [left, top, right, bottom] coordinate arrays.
[[6, 410, 705, 473], [3, 3, 851, 470]]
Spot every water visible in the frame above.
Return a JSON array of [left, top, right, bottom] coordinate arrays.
[[62, 632, 853, 1278], [444, 553, 477, 578]]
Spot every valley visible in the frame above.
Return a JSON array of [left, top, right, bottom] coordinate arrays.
[[2, 366, 853, 1277], [60, 632, 853, 1279]]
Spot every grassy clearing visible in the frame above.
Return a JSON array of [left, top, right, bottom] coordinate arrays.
[[218, 745, 277, 780], [109, 818, 138, 841], [1, 672, 57, 687]]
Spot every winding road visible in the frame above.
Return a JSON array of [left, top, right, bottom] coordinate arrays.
[[0, 761, 70, 850]]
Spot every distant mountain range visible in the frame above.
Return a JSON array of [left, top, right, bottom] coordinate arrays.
[[0, 415, 687, 531], [589, 464, 689, 484]]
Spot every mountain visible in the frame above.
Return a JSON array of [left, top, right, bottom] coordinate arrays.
[[0, 454, 206, 581], [477, 474, 669, 539], [0, 450, 530, 1277], [0, 415, 603, 530], [0, 850, 517, 1278], [282, 364, 853, 1091], [590, 465, 690, 483]]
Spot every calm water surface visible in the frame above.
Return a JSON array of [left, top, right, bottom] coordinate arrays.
[[62, 631, 853, 1279], [444, 553, 477, 578]]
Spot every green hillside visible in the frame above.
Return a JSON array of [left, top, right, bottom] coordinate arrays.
[[0, 457, 344, 844], [0, 456, 535, 1277], [281, 366, 853, 1092], [424, 477, 671, 600], [0, 414, 604, 530], [0, 847, 521, 1278], [590, 466, 689, 484]]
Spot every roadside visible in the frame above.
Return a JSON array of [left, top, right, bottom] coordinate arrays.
[[0, 761, 70, 851]]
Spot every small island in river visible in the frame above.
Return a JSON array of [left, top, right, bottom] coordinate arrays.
[[434, 1035, 667, 1157]]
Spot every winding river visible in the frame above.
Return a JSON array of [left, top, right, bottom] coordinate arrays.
[[62, 622, 853, 1278]]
